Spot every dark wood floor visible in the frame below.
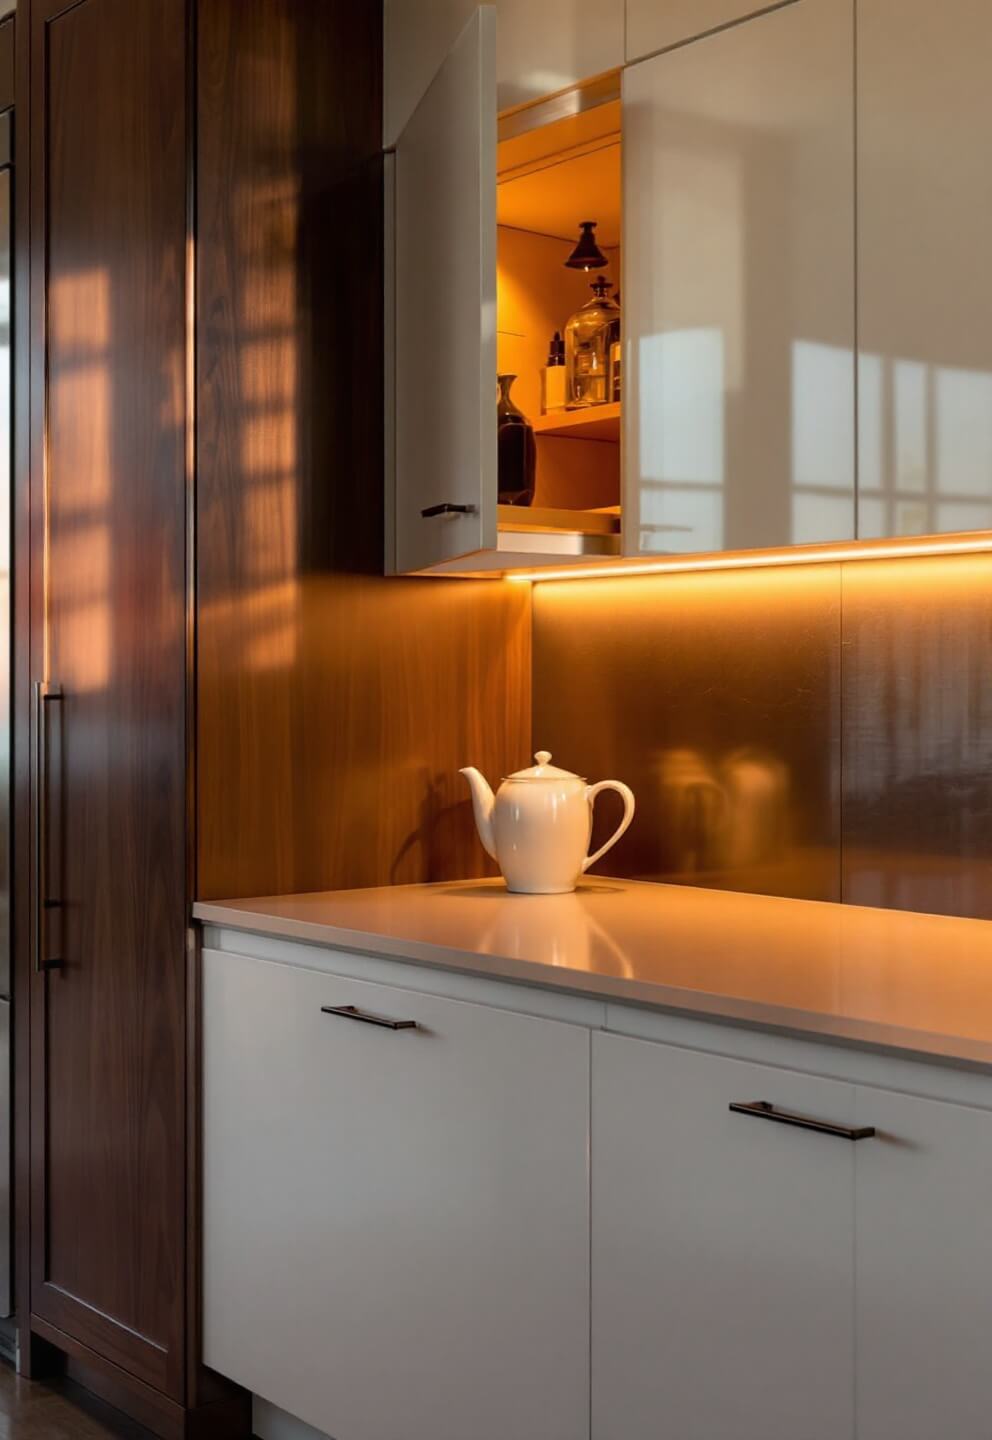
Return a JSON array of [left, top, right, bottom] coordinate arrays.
[[0, 1363, 157, 1438]]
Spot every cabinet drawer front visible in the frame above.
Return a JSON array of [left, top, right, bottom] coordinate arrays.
[[592, 1032, 855, 1440], [203, 948, 589, 1440]]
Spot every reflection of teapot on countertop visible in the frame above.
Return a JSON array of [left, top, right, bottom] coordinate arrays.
[[461, 752, 635, 895], [475, 887, 636, 978]]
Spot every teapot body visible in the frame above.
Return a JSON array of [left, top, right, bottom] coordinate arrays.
[[460, 752, 635, 896], [494, 776, 592, 895]]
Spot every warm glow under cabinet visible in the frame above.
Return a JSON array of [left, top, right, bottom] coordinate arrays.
[[499, 530, 992, 584]]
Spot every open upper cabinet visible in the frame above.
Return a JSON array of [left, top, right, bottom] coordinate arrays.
[[389, 0, 992, 578], [389, 8, 623, 575]]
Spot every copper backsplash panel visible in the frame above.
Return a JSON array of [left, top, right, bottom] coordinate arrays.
[[533, 565, 843, 903], [534, 553, 992, 919], [841, 554, 992, 919]]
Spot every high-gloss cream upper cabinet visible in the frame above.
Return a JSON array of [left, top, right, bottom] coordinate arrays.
[[622, 0, 856, 557], [625, 0, 786, 63], [202, 949, 590, 1440], [591, 1033, 858, 1439], [856, 0, 992, 540], [392, 9, 497, 573], [385, 0, 623, 145], [391, 7, 625, 575]]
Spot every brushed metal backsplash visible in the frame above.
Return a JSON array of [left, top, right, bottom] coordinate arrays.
[[533, 553, 992, 919], [841, 555, 992, 919]]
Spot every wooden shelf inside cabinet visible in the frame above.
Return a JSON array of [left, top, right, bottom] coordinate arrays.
[[531, 402, 621, 443], [497, 504, 620, 537]]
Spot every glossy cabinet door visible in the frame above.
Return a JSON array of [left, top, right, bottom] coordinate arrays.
[[854, 1087, 992, 1439], [626, 0, 788, 63], [384, 0, 624, 146], [623, 0, 855, 557], [393, 8, 498, 573], [857, 0, 992, 539], [202, 948, 590, 1440], [591, 1032, 856, 1440]]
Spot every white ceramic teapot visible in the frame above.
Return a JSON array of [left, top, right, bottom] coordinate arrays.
[[460, 751, 635, 895]]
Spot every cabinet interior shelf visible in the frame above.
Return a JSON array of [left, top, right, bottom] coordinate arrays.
[[531, 402, 621, 443], [497, 503, 620, 537]]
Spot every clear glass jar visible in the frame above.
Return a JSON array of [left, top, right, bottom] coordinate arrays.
[[565, 277, 618, 408]]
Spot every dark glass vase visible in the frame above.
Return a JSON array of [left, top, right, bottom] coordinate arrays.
[[497, 374, 536, 507]]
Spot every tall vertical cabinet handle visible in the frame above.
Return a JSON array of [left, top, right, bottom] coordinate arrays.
[[34, 681, 64, 973]]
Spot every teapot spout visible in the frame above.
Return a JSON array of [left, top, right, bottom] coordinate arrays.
[[459, 767, 498, 861]]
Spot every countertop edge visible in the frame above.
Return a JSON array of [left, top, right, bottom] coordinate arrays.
[[192, 900, 992, 1075]]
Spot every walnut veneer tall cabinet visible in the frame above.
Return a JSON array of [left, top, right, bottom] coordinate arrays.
[[15, 2, 383, 1435]]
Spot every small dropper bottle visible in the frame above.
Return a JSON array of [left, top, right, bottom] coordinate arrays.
[[542, 331, 567, 414]]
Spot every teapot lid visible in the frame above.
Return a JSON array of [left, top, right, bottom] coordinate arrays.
[[505, 751, 585, 782]]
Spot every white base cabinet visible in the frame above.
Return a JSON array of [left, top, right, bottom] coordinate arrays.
[[592, 1030, 992, 1440], [591, 1034, 857, 1440], [202, 932, 992, 1440], [202, 948, 590, 1440]]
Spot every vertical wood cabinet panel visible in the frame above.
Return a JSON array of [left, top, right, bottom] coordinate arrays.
[[26, 0, 387, 1430], [854, 1087, 992, 1439], [591, 1032, 856, 1440], [202, 948, 590, 1440], [857, 0, 992, 538], [625, 0, 794, 64], [622, 0, 855, 557], [28, 0, 188, 1399]]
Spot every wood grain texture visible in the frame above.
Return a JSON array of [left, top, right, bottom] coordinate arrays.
[[28, 0, 187, 1400], [196, 0, 531, 902], [533, 565, 842, 902], [0, 15, 13, 113], [0, 1362, 154, 1439], [14, 0, 33, 1377]]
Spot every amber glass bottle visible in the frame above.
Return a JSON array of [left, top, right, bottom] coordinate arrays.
[[496, 374, 536, 506]]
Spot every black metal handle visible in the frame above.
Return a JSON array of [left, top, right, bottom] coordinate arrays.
[[420, 502, 477, 518], [321, 1004, 418, 1031], [34, 680, 64, 973], [729, 1100, 875, 1142]]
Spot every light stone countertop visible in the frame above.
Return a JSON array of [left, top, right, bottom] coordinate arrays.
[[194, 877, 992, 1069]]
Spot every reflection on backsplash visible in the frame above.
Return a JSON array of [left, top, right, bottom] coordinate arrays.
[[657, 746, 790, 875], [533, 565, 841, 904], [533, 553, 992, 921]]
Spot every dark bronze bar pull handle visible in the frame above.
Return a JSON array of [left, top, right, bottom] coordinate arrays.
[[420, 502, 477, 518], [34, 680, 64, 973], [321, 1004, 418, 1031], [729, 1100, 875, 1142]]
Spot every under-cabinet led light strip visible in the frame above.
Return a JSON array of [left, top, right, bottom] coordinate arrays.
[[505, 533, 992, 583]]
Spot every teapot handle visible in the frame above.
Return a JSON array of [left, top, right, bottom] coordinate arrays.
[[583, 781, 636, 873]]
